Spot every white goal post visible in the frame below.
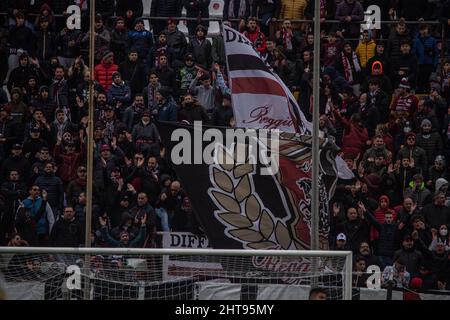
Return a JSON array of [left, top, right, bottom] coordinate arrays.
[[0, 247, 353, 300]]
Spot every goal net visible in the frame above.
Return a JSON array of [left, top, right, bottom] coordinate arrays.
[[0, 247, 352, 300]]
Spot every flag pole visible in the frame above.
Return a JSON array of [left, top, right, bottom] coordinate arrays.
[[84, 0, 96, 300], [311, 0, 321, 252]]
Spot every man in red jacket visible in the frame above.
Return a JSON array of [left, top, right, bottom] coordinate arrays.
[[94, 51, 119, 92], [243, 17, 267, 55], [53, 131, 85, 186]]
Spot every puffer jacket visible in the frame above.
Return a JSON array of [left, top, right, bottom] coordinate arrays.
[[94, 59, 119, 92], [154, 98, 178, 122], [332, 108, 369, 158], [280, 0, 308, 20], [355, 39, 376, 68], [127, 19, 154, 60]]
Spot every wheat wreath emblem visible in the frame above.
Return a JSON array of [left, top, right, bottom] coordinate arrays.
[[207, 144, 294, 250]]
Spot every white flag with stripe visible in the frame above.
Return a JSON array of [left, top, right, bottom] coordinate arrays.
[[222, 24, 312, 134]]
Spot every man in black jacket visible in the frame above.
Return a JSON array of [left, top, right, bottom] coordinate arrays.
[[34, 161, 64, 218], [118, 49, 148, 97], [391, 40, 418, 90], [7, 12, 34, 76], [1, 144, 30, 181], [360, 202, 400, 269], [50, 206, 84, 247], [0, 170, 27, 244], [33, 15, 55, 64], [150, 0, 183, 36], [164, 19, 188, 69], [393, 235, 423, 277], [110, 17, 129, 65], [7, 52, 40, 93], [420, 191, 450, 230]]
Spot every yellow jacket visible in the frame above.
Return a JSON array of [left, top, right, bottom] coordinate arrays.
[[280, 0, 308, 20], [355, 40, 376, 68]]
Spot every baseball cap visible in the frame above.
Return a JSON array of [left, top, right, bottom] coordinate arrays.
[[336, 233, 347, 241], [12, 143, 22, 150]]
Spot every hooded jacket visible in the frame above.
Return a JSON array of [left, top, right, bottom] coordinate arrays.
[[154, 97, 178, 122], [127, 19, 154, 60], [94, 59, 119, 92], [412, 34, 439, 66], [332, 108, 369, 158], [54, 142, 85, 183]]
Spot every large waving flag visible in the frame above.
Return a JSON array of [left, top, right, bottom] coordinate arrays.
[[222, 24, 313, 135]]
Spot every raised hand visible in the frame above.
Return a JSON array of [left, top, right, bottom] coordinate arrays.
[[140, 214, 147, 226], [111, 136, 117, 150], [357, 201, 366, 213], [99, 216, 107, 227], [332, 202, 340, 217]]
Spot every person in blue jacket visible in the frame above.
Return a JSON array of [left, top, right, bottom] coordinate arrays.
[[153, 87, 178, 122], [412, 24, 439, 94]]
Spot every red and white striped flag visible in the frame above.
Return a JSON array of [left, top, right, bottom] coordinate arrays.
[[223, 24, 312, 134]]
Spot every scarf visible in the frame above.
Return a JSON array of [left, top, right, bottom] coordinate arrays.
[[282, 29, 293, 51], [105, 120, 115, 141], [53, 120, 67, 137], [228, 0, 247, 19], [147, 83, 161, 110], [341, 52, 361, 83], [52, 78, 67, 107]]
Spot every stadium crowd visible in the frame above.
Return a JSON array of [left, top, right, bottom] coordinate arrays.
[[0, 0, 449, 293]]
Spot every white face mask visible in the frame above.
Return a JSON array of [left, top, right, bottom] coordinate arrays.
[[440, 229, 448, 237]]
